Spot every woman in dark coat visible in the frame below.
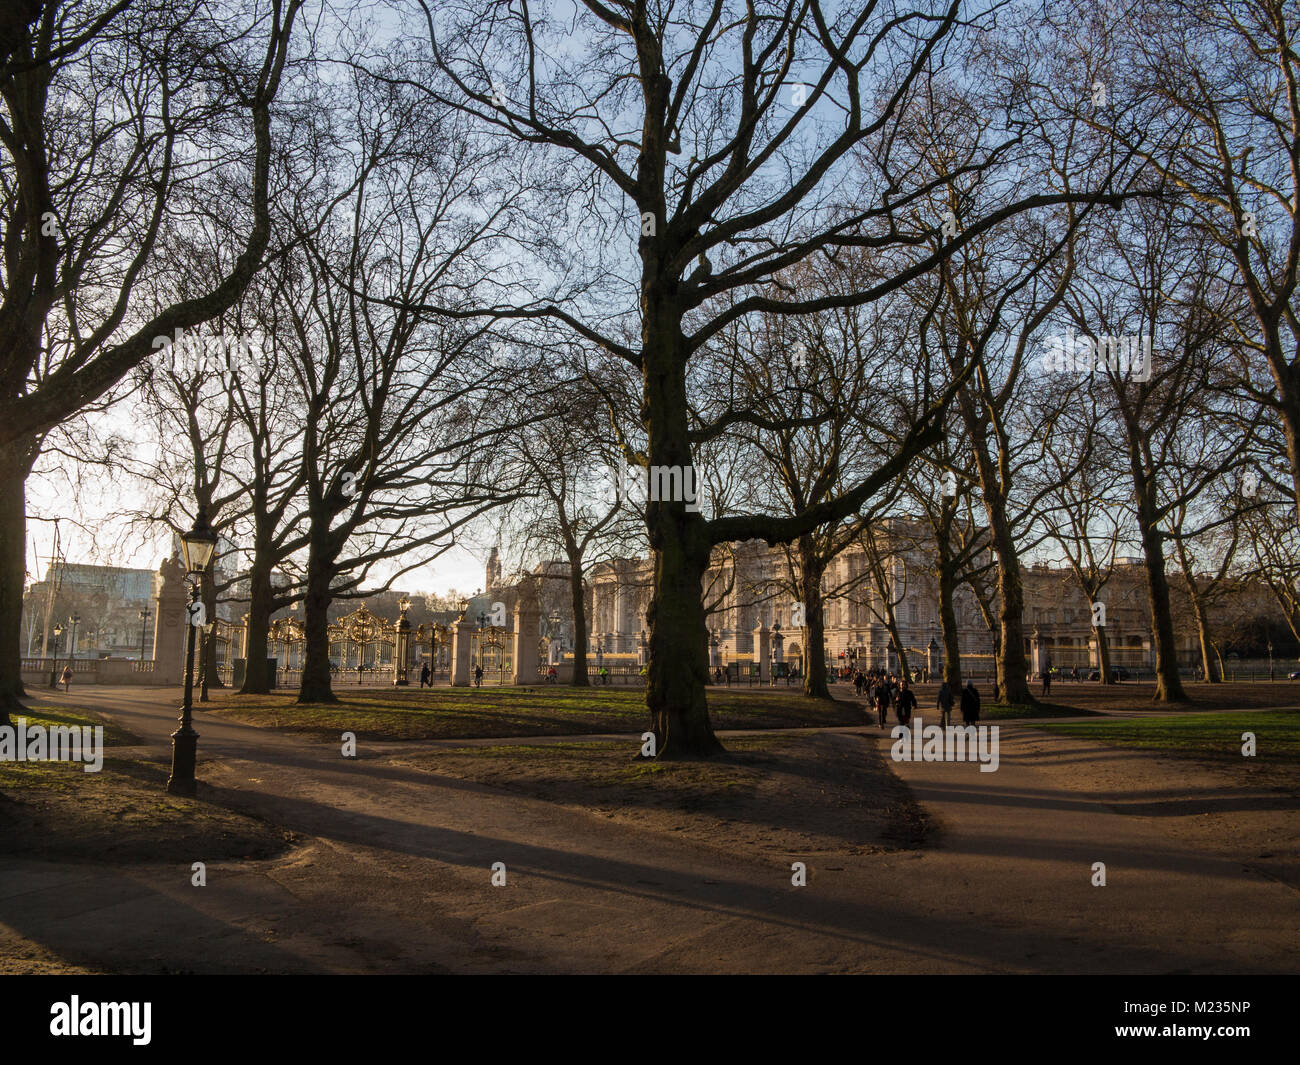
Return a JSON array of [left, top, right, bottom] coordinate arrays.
[[960, 682, 980, 724]]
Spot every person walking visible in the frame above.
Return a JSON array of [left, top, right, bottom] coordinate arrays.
[[419, 663, 431, 689], [896, 677, 917, 728], [473, 664, 483, 687], [874, 677, 891, 729], [937, 680, 954, 728], [1042, 666, 1052, 696], [60, 664, 73, 692], [961, 681, 980, 725]]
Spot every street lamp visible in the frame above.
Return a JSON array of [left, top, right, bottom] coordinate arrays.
[[139, 608, 151, 662], [394, 596, 411, 686], [168, 506, 217, 797], [1268, 637, 1274, 681], [49, 622, 63, 688], [199, 621, 215, 702]]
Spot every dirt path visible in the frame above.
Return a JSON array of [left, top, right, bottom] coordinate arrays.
[[1, 687, 1296, 973]]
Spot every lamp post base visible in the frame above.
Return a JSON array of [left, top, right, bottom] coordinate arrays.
[[167, 723, 199, 796]]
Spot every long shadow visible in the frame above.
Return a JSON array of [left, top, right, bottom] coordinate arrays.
[[195, 775, 1300, 972], [0, 860, 335, 975]]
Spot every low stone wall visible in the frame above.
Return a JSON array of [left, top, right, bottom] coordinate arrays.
[[20, 657, 159, 688]]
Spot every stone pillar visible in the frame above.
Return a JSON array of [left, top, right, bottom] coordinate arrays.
[[240, 613, 250, 659], [512, 580, 540, 685], [753, 620, 770, 682], [1031, 627, 1045, 677], [151, 555, 187, 684], [450, 616, 473, 686]]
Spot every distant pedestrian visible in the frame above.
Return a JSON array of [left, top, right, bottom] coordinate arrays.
[[60, 665, 73, 692], [474, 664, 483, 687], [873, 680, 890, 729], [419, 663, 431, 688], [961, 682, 980, 725], [896, 678, 917, 728], [1042, 667, 1052, 696], [937, 680, 954, 728]]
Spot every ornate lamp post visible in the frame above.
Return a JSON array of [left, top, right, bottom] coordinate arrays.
[[199, 621, 215, 702], [167, 506, 217, 797], [139, 608, 151, 662], [394, 596, 412, 686], [49, 622, 63, 688]]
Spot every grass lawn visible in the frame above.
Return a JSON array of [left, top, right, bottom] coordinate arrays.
[[0, 705, 138, 790], [1027, 708, 1300, 764], [0, 705, 294, 863], [980, 701, 1100, 720], [210, 684, 867, 740]]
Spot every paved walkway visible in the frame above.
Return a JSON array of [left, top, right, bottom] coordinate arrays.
[[1, 687, 1296, 973]]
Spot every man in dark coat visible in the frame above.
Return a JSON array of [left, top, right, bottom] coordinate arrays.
[[961, 682, 980, 724]]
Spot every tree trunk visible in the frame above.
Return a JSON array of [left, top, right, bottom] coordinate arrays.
[[200, 567, 224, 689], [937, 562, 963, 690], [1128, 451, 1189, 702], [988, 523, 1032, 704], [967, 419, 1033, 704], [240, 556, 274, 693], [1095, 623, 1112, 684], [566, 553, 590, 687], [0, 437, 37, 723], [297, 539, 338, 704], [642, 295, 721, 758], [1189, 588, 1220, 684], [798, 536, 830, 698]]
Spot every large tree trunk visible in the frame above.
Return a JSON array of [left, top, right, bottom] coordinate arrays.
[[297, 539, 338, 704], [0, 438, 37, 723], [642, 296, 721, 758], [937, 561, 963, 690], [1128, 445, 1189, 702], [989, 522, 1032, 704], [798, 536, 830, 698], [566, 552, 590, 687], [966, 414, 1033, 704], [240, 554, 274, 693]]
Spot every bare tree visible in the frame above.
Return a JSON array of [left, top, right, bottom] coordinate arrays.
[[394, 0, 1132, 755], [0, 0, 300, 719]]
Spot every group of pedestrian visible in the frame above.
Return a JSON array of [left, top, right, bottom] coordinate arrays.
[[856, 668, 981, 730]]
